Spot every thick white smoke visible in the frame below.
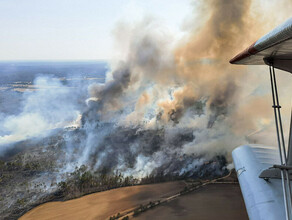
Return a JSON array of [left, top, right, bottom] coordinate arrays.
[[0, 76, 82, 154], [3, 2, 291, 218], [1, 0, 291, 179]]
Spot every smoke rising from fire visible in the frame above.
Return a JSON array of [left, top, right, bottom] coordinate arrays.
[[85, 0, 291, 165], [1, 0, 291, 178], [2, 2, 292, 217]]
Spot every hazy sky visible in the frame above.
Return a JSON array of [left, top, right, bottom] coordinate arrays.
[[0, 0, 192, 61]]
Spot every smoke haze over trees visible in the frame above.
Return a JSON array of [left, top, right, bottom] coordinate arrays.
[[0, 1, 292, 218]]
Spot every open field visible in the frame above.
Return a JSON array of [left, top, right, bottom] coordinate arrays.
[[136, 184, 248, 220], [20, 179, 248, 220], [20, 181, 186, 220]]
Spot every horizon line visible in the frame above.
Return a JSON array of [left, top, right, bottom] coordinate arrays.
[[0, 59, 108, 63]]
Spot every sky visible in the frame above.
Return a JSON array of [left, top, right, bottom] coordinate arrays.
[[0, 0, 192, 61]]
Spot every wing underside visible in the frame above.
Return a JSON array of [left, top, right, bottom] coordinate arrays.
[[230, 17, 292, 73]]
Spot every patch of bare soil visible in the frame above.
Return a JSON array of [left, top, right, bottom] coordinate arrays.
[[20, 181, 186, 220], [136, 183, 248, 220]]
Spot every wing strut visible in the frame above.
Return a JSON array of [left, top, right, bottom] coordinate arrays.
[[288, 110, 292, 166], [268, 63, 292, 220]]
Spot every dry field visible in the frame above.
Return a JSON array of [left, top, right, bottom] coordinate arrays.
[[20, 181, 186, 220], [20, 182, 248, 220], [136, 184, 248, 220]]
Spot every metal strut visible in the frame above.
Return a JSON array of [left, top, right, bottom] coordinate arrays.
[[289, 110, 292, 165], [269, 64, 292, 220]]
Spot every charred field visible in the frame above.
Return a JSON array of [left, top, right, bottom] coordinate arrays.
[[0, 57, 233, 219], [0, 125, 229, 219]]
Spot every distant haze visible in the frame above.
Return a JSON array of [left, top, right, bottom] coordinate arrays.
[[0, 0, 191, 61]]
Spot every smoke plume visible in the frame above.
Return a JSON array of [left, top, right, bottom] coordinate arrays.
[[1, 0, 292, 178], [3, 2, 292, 217]]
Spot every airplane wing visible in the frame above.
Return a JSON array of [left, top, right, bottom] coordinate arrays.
[[230, 17, 292, 73], [230, 17, 292, 220]]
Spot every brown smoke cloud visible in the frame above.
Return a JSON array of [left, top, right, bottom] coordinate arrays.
[[159, 0, 255, 127], [161, 0, 291, 147], [85, 0, 291, 161]]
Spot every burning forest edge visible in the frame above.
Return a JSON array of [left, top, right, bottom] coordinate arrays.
[[1, 0, 291, 219], [0, 125, 229, 219]]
